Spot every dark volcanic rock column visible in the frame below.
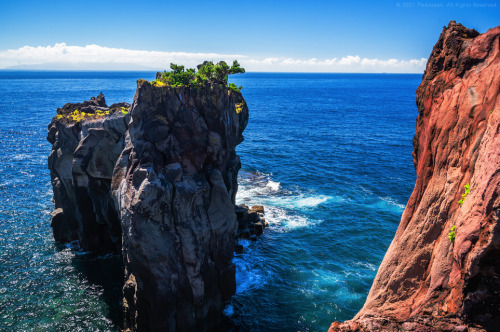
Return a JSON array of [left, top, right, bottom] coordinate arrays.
[[112, 80, 248, 331], [47, 94, 129, 253]]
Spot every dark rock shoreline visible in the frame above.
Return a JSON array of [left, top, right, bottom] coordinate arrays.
[[47, 76, 267, 331]]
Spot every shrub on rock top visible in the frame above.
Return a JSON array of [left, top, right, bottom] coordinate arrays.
[[155, 60, 245, 91]]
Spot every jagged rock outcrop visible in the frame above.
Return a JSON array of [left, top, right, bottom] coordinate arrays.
[[330, 21, 500, 331], [48, 73, 251, 330], [47, 93, 130, 252], [235, 204, 267, 240], [111, 80, 248, 331]]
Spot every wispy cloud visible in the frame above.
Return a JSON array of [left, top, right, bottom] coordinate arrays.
[[245, 56, 427, 72], [0, 43, 243, 71], [0, 43, 427, 73]]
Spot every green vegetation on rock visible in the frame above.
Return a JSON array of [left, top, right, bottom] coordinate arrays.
[[155, 60, 245, 92], [160, 64, 197, 87], [458, 183, 470, 207], [228, 82, 244, 93], [448, 225, 456, 242]]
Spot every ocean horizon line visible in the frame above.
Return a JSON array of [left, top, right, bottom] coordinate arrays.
[[0, 69, 423, 75]]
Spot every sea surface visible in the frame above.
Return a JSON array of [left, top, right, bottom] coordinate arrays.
[[0, 71, 421, 331]]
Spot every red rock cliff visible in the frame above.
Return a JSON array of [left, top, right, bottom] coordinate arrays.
[[330, 21, 500, 331]]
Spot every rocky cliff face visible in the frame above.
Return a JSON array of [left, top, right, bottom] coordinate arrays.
[[112, 80, 248, 331], [48, 78, 249, 331], [47, 93, 130, 252], [330, 21, 500, 331]]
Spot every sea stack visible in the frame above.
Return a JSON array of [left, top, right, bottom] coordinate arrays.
[[47, 93, 130, 253], [330, 21, 500, 331], [112, 80, 248, 331], [47, 69, 249, 331]]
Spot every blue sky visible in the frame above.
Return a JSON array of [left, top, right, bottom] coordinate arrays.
[[0, 0, 498, 72]]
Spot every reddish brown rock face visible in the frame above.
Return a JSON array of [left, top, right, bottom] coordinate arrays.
[[330, 21, 500, 331]]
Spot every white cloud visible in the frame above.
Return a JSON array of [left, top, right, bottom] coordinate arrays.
[[0, 43, 427, 73], [0, 43, 243, 71], [246, 55, 427, 73], [339, 55, 361, 65]]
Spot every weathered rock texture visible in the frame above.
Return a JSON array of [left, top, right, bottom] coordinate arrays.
[[49, 77, 250, 330], [236, 204, 267, 241], [47, 93, 130, 252], [330, 21, 500, 331], [111, 80, 248, 331]]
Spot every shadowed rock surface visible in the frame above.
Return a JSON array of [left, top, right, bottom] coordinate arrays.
[[111, 80, 248, 331], [47, 94, 130, 252], [330, 21, 500, 332], [48, 77, 250, 330], [236, 204, 267, 241]]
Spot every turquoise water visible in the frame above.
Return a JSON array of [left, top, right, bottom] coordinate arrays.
[[0, 71, 420, 331]]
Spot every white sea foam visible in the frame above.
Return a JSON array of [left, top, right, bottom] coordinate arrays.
[[261, 205, 321, 231], [236, 171, 330, 231], [268, 194, 335, 209], [236, 174, 282, 202], [238, 179, 336, 210], [266, 180, 281, 192]]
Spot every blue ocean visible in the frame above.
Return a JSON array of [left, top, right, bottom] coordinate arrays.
[[0, 71, 420, 331]]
